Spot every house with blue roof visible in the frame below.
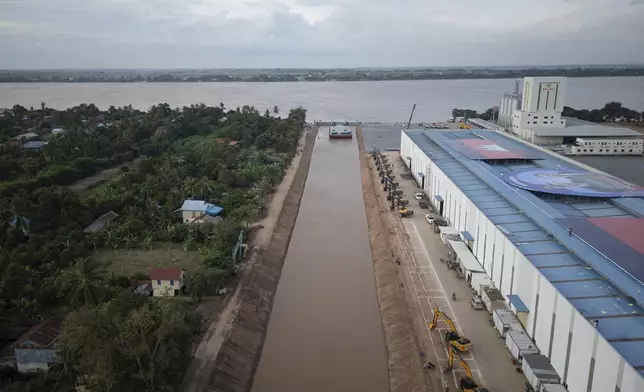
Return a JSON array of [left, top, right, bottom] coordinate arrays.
[[402, 128, 644, 392], [177, 200, 223, 224], [22, 140, 48, 151]]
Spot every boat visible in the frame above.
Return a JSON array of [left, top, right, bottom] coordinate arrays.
[[329, 128, 353, 140]]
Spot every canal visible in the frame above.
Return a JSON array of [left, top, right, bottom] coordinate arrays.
[[252, 125, 389, 392]]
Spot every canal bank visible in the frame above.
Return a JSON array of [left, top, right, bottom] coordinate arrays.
[[252, 125, 389, 392], [356, 125, 427, 392], [207, 126, 318, 392]]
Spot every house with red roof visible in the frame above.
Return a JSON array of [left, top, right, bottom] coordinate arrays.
[[150, 268, 186, 297]]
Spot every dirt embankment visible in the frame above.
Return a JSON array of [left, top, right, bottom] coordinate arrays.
[[207, 127, 318, 392], [356, 126, 427, 392]]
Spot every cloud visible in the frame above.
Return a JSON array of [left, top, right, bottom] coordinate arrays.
[[0, 0, 643, 68]]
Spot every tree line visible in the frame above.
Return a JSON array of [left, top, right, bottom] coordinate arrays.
[[0, 102, 306, 391], [452, 101, 644, 124]]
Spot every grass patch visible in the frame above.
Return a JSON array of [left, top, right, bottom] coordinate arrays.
[[94, 242, 200, 277]]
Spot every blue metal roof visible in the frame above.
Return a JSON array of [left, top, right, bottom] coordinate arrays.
[[405, 129, 644, 369], [508, 294, 529, 312]]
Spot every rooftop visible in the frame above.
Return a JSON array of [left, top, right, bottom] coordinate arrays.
[[150, 267, 184, 281], [22, 141, 48, 149], [527, 125, 641, 138], [14, 319, 62, 349], [84, 211, 119, 233], [180, 200, 223, 216], [405, 128, 644, 375]]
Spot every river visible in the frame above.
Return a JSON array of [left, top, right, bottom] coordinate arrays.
[[1, 77, 644, 122], [251, 126, 389, 392]]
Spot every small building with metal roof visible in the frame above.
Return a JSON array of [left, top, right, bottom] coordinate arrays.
[[401, 128, 644, 392]]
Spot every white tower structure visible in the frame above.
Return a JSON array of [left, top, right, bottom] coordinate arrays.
[[499, 80, 522, 129], [511, 77, 567, 135]]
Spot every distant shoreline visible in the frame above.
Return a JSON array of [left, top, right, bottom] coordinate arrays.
[[1, 67, 643, 83]]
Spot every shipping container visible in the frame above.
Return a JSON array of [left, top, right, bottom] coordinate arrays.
[[481, 287, 505, 314], [505, 330, 538, 364], [522, 354, 561, 391], [492, 308, 522, 338], [539, 384, 567, 392], [470, 272, 492, 296]]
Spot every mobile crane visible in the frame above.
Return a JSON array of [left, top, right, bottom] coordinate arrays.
[[445, 346, 489, 392], [428, 307, 472, 352]]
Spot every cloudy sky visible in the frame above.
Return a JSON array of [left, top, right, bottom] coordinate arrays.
[[1, 0, 644, 69]]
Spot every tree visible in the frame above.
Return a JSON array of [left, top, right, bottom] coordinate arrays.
[[273, 105, 279, 118], [58, 257, 112, 308], [185, 266, 228, 302], [602, 101, 622, 122], [57, 296, 200, 392]]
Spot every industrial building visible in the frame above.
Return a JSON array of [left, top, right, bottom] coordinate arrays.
[[401, 128, 644, 392], [498, 77, 643, 155]]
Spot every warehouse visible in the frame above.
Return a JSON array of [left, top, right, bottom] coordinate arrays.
[[401, 128, 644, 392]]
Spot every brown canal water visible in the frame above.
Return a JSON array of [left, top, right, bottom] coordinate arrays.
[[252, 126, 389, 392]]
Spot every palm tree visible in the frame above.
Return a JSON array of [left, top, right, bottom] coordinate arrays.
[[273, 105, 279, 118], [60, 257, 110, 307]]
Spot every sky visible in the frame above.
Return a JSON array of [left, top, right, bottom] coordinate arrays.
[[1, 0, 644, 69]]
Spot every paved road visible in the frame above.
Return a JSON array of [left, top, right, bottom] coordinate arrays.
[[388, 154, 526, 392]]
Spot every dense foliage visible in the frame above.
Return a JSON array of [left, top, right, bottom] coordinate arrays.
[[0, 102, 306, 391], [453, 101, 644, 124]]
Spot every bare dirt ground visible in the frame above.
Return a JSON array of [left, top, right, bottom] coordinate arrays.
[[69, 157, 144, 193], [356, 125, 427, 392], [181, 126, 315, 392]]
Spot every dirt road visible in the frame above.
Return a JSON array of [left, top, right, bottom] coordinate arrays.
[[181, 127, 314, 392]]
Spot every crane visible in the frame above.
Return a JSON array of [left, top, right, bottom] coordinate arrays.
[[428, 307, 472, 352], [406, 104, 416, 130], [445, 346, 489, 392]]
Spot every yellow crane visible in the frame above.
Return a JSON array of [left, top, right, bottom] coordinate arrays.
[[445, 346, 489, 392], [428, 307, 472, 352]]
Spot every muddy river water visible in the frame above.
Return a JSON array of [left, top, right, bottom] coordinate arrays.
[[252, 126, 389, 392]]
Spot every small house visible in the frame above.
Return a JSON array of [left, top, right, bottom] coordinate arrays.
[[12, 132, 38, 142], [84, 211, 119, 233], [150, 268, 185, 297], [177, 200, 223, 224], [13, 319, 62, 374], [22, 141, 48, 151], [51, 128, 65, 136]]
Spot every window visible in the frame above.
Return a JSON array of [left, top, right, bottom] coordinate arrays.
[[157, 280, 161, 285], [614, 149, 617, 152], [629, 149, 633, 152], [590, 149, 594, 152], [170, 280, 174, 286], [551, 116, 554, 119], [583, 149, 587, 152], [543, 121, 548, 124], [621, 149, 625, 152], [599, 149, 603, 152], [533, 121, 537, 124], [534, 116, 538, 119]]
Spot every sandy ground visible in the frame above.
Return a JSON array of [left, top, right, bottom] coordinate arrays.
[[181, 127, 311, 392], [356, 126, 426, 392], [379, 152, 527, 392]]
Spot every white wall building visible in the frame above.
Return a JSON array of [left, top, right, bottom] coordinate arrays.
[[568, 137, 643, 156], [401, 129, 644, 392], [511, 77, 567, 135], [499, 80, 522, 129]]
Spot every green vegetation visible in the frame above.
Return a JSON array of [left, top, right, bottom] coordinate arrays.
[[2, 66, 644, 83], [453, 101, 644, 124], [0, 102, 306, 391]]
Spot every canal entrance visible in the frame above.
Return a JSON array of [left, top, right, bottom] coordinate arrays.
[[252, 125, 389, 392]]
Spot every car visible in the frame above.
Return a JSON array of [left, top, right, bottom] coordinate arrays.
[[470, 296, 484, 310], [425, 214, 435, 225], [414, 192, 424, 200]]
